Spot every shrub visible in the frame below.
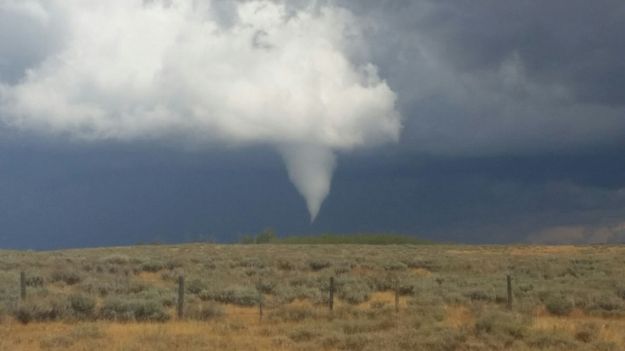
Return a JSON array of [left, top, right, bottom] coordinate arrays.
[[338, 280, 371, 304], [308, 259, 331, 271], [131, 301, 170, 322], [591, 296, 624, 314], [0, 305, 5, 323], [160, 270, 179, 282], [276, 259, 295, 271], [165, 259, 184, 270], [616, 286, 625, 300], [99, 298, 133, 321], [186, 279, 208, 294], [101, 254, 130, 265], [50, 270, 82, 285], [464, 290, 491, 302], [68, 294, 96, 318], [256, 280, 275, 294], [187, 302, 225, 321], [273, 285, 319, 304], [141, 261, 164, 272], [575, 322, 599, 343], [13, 298, 69, 324], [199, 287, 259, 306], [334, 263, 352, 275], [474, 310, 530, 340], [404, 259, 438, 271], [383, 261, 407, 271], [397, 281, 416, 295], [25, 275, 44, 287], [99, 298, 169, 322], [289, 328, 319, 342], [545, 297, 574, 316]]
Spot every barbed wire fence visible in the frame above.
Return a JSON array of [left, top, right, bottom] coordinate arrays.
[[12, 271, 514, 322]]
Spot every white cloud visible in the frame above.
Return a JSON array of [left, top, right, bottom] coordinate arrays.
[[0, 0, 401, 220]]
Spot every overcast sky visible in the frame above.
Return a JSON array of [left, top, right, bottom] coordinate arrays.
[[1, 0, 625, 249]]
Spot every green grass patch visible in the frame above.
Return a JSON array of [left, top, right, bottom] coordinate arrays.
[[273, 233, 433, 245]]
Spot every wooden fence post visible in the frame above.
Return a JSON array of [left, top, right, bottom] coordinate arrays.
[[329, 277, 335, 312], [177, 275, 185, 319], [506, 274, 512, 310], [20, 272, 26, 301], [394, 278, 400, 313]]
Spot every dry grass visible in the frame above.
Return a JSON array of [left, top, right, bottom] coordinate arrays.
[[1, 244, 625, 350]]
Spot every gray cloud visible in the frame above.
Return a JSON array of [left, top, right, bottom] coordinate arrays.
[[0, 1, 401, 221], [0, 1, 67, 83], [1, 0, 625, 246], [328, 0, 625, 156]]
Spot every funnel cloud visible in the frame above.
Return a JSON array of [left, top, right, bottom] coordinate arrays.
[[280, 144, 336, 221], [0, 0, 400, 221]]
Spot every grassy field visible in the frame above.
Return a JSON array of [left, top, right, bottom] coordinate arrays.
[[1, 244, 625, 350]]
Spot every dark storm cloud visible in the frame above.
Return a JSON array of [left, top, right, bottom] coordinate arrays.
[[0, 2, 66, 84], [337, 0, 625, 105], [415, 1, 625, 106], [328, 0, 625, 155], [1, 0, 625, 247]]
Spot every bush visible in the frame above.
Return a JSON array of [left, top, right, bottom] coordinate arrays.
[[404, 259, 439, 271], [464, 290, 491, 302], [134, 287, 175, 308], [591, 296, 624, 314], [383, 261, 407, 271], [101, 254, 130, 265], [289, 328, 319, 342], [615, 286, 625, 300], [575, 322, 599, 343], [25, 275, 45, 287], [276, 259, 295, 271], [99, 298, 169, 322], [474, 310, 530, 340], [50, 270, 82, 285], [338, 280, 371, 304], [334, 263, 352, 275], [141, 261, 164, 272], [186, 279, 208, 294], [545, 297, 574, 316], [187, 302, 225, 321], [308, 259, 331, 271], [13, 298, 69, 324], [199, 287, 259, 306], [68, 294, 96, 318], [256, 280, 275, 294]]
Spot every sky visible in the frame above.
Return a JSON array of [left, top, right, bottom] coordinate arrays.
[[1, 0, 625, 249]]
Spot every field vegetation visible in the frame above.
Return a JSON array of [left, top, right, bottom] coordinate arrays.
[[0, 241, 624, 350]]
